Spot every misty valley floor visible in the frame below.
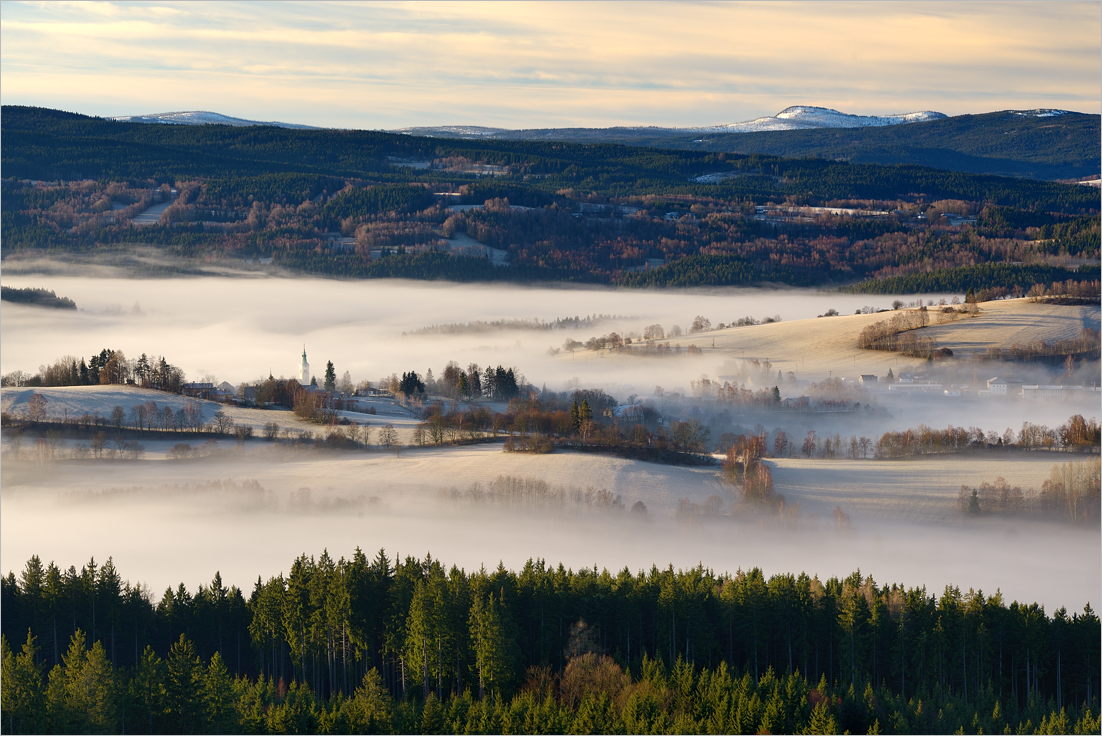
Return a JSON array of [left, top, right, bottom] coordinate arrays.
[[1, 276, 1098, 618], [1, 444, 1097, 614]]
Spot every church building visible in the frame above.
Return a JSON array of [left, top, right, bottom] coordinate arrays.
[[298, 346, 311, 385]]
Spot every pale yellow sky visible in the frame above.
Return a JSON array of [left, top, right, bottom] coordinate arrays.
[[2, 1, 1098, 128]]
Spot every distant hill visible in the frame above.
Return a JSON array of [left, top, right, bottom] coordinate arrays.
[[399, 105, 948, 137], [100, 104, 1098, 180], [108, 111, 318, 130], [2, 104, 1097, 292], [399, 109, 1101, 181]]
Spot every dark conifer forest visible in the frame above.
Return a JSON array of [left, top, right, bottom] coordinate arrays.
[[1, 552, 1098, 734]]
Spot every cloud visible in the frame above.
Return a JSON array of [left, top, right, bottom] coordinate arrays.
[[2, 1, 1098, 128]]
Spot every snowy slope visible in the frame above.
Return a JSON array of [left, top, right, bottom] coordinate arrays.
[[395, 125, 509, 137], [1012, 109, 1072, 118], [109, 111, 319, 129], [692, 106, 947, 133]]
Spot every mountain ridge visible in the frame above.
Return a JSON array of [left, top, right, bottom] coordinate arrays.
[[394, 105, 949, 137], [108, 110, 318, 130]]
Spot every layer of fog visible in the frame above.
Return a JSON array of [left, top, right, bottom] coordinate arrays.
[[2, 274, 1097, 615], [3, 274, 1093, 431], [1, 448, 1097, 612], [1, 274, 948, 389]]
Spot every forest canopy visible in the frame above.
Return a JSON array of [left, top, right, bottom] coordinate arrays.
[[1, 550, 1099, 734]]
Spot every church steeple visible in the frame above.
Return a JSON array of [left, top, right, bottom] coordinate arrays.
[[298, 345, 311, 385]]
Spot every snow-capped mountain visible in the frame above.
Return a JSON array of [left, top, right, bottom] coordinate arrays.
[[395, 125, 508, 137], [394, 106, 947, 139], [109, 111, 318, 129], [691, 106, 947, 133]]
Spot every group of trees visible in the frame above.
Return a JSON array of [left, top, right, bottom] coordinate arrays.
[[987, 327, 1100, 363], [4, 394, 206, 435], [561, 335, 706, 357], [0, 286, 76, 310], [1, 349, 186, 395], [442, 475, 625, 514], [870, 416, 1100, 458], [2, 551, 1098, 733], [691, 377, 783, 407], [426, 363, 521, 402], [723, 434, 781, 509], [843, 263, 1099, 296], [402, 394, 709, 465], [1027, 279, 1102, 304], [958, 459, 1101, 523], [856, 307, 955, 359], [757, 416, 1100, 463]]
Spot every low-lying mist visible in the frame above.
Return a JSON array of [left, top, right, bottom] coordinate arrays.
[[1, 274, 945, 391], [1, 447, 1097, 612], [2, 273, 1098, 617]]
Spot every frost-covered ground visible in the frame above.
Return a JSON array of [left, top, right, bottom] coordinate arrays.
[[0, 385, 422, 442]]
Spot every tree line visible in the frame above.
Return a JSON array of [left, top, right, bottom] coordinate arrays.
[[3, 550, 1100, 734], [842, 263, 1099, 296], [958, 459, 1101, 523], [0, 287, 76, 310], [751, 416, 1100, 463], [1, 348, 186, 395]]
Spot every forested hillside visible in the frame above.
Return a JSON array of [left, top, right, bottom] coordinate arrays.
[[2, 106, 1098, 290], [1, 552, 1098, 734], [503, 111, 1100, 181]]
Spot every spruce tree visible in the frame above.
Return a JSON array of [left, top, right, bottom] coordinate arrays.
[[324, 361, 336, 392]]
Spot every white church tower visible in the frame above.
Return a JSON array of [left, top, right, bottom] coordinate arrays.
[[298, 346, 311, 385]]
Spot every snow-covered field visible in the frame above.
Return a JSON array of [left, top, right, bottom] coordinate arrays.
[[0, 385, 422, 445], [638, 297, 1099, 382], [920, 299, 1099, 358], [770, 454, 1063, 521]]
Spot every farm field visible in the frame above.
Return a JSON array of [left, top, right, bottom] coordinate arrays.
[[639, 298, 1100, 380], [769, 454, 1068, 522]]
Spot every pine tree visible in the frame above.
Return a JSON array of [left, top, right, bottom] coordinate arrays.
[[1, 631, 46, 734], [165, 634, 202, 732], [324, 361, 336, 392], [130, 646, 166, 734], [203, 652, 236, 733]]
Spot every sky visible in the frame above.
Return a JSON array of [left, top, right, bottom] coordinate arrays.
[[1, 1, 1099, 129]]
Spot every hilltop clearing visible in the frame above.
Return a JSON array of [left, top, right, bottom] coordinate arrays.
[[920, 298, 1100, 359]]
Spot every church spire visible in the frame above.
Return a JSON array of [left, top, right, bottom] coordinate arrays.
[[298, 345, 311, 385]]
